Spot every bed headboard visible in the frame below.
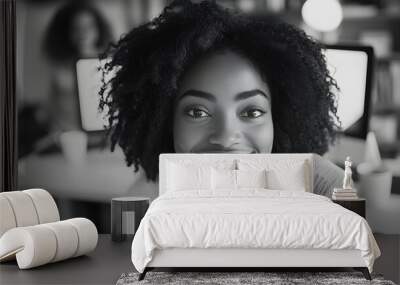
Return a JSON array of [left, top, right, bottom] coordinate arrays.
[[159, 153, 314, 196]]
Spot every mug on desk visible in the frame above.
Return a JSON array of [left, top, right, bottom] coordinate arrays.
[[59, 131, 88, 165], [357, 162, 396, 234]]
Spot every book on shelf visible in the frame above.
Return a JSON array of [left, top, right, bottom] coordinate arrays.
[[390, 59, 400, 107], [375, 61, 393, 107], [373, 59, 400, 111]]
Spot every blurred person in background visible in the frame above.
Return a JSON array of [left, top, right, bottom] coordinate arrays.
[[42, 1, 112, 132], [19, 1, 113, 157]]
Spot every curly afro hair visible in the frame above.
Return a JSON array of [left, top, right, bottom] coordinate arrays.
[[99, 0, 340, 182]]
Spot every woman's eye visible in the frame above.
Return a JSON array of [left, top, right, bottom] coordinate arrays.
[[185, 108, 210, 119], [240, 108, 265, 119]]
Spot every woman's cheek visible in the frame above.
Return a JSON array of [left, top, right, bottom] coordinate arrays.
[[173, 120, 205, 153], [245, 117, 274, 153]]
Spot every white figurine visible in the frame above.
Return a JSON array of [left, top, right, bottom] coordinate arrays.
[[343, 156, 353, 190]]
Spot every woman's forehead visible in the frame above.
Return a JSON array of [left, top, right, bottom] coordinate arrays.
[[178, 50, 270, 99]]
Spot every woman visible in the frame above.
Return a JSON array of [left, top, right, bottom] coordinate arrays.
[[100, 0, 343, 197], [43, 2, 111, 131]]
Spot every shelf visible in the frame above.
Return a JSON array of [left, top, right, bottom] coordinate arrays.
[[372, 106, 400, 115], [342, 12, 400, 21], [376, 53, 400, 62]]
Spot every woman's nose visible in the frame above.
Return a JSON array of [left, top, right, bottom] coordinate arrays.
[[208, 116, 242, 147]]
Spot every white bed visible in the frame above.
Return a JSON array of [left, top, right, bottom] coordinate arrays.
[[131, 153, 380, 280]]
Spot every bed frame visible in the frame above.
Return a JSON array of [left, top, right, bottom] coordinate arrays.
[[138, 154, 372, 281], [140, 248, 371, 280]]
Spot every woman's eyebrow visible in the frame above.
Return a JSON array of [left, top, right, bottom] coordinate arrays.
[[177, 90, 217, 102], [177, 89, 270, 102], [235, 89, 270, 102]]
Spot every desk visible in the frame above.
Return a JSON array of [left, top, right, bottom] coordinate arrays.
[[18, 147, 141, 202], [0, 234, 132, 285], [18, 147, 158, 233]]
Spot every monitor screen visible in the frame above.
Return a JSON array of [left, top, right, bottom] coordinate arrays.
[[76, 46, 373, 138], [76, 58, 111, 132], [323, 46, 373, 139]]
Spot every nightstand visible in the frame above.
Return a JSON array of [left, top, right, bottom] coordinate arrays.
[[332, 198, 366, 218], [111, 197, 150, 242]]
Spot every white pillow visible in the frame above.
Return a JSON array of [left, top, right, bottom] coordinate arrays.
[[267, 168, 306, 191], [211, 168, 268, 190], [238, 159, 308, 191], [166, 162, 211, 191], [211, 168, 236, 190], [236, 169, 268, 189]]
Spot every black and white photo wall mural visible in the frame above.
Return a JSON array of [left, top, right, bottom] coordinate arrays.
[[17, 0, 400, 234]]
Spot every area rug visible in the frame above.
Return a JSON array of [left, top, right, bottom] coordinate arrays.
[[116, 271, 396, 285]]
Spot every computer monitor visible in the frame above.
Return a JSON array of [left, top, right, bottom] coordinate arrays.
[[76, 45, 374, 138], [76, 58, 111, 132], [323, 45, 374, 139]]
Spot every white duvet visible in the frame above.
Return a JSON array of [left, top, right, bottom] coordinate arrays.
[[131, 190, 380, 273]]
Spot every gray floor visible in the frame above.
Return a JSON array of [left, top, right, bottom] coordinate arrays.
[[0, 235, 133, 285], [0, 234, 399, 285], [374, 234, 400, 284]]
